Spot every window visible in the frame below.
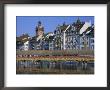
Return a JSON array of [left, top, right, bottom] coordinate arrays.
[[82, 37, 84, 40], [49, 44, 53, 47], [92, 45, 94, 49], [26, 44, 28, 46], [69, 37, 71, 41], [82, 42, 84, 45], [91, 39, 94, 43], [81, 47, 84, 50]]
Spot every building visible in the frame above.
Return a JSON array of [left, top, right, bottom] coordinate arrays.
[[54, 18, 94, 50], [35, 21, 45, 50], [47, 32, 54, 50], [36, 21, 44, 37], [16, 19, 94, 51], [16, 34, 30, 51], [29, 36, 36, 50], [42, 32, 54, 50], [54, 24, 63, 50]]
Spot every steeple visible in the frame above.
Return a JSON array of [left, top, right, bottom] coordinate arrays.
[[63, 22, 66, 26], [35, 21, 44, 37], [38, 21, 41, 26], [76, 17, 81, 23]]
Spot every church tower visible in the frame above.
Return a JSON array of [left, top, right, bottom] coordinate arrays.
[[35, 21, 44, 37]]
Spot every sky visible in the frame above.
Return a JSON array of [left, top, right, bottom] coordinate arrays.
[[16, 16, 94, 37]]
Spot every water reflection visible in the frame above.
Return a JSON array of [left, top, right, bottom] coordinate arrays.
[[16, 60, 94, 74]]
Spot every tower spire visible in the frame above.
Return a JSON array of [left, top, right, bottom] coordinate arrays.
[[38, 21, 41, 26], [35, 21, 44, 37], [77, 17, 80, 23]]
